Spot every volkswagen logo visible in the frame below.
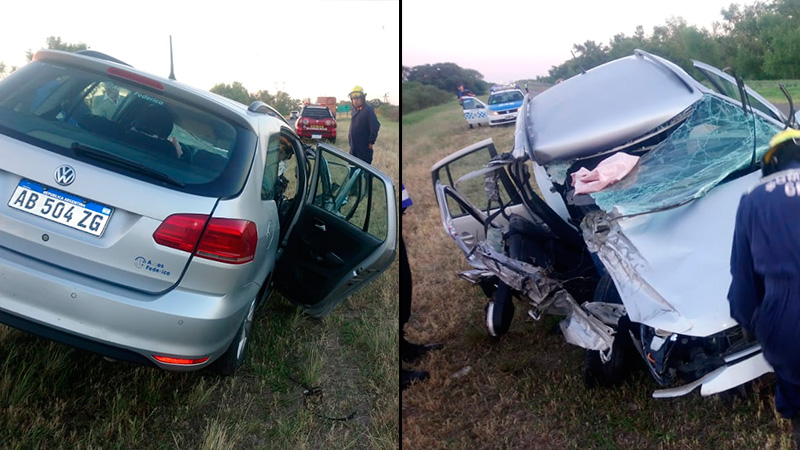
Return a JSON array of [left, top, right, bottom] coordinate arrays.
[[54, 165, 76, 186]]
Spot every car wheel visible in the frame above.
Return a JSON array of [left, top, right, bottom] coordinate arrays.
[[469, 124, 474, 129], [211, 298, 257, 376], [583, 275, 636, 388], [485, 282, 514, 338], [329, 137, 336, 144]]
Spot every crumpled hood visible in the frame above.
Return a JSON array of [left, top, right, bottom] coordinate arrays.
[[584, 170, 761, 337]]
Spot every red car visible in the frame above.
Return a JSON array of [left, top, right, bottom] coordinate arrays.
[[295, 104, 336, 143]]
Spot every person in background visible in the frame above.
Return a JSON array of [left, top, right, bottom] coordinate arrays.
[[728, 128, 800, 449], [401, 183, 443, 390], [348, 86, 380, 164], [456, 84, 474, 104], [92, 82, 121, 119]]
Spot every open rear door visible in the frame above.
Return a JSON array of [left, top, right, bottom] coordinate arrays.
[[274, 143, 397, 318]]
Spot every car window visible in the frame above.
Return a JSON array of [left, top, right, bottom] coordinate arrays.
[[695, 67, 782, 122], [0, 60, 256, 197], [312, 149, 387, 240], [590, 94, 781, 216], [462, 98, 475, 109], [488, 91, 523, 105], [261, 133, 281, 201], [432, 143, 520, 219], [301, 107, 332, 119]]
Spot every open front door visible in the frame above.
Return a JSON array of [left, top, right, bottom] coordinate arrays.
[[461, 96, 489, 128], [274, 143, 397, 318]]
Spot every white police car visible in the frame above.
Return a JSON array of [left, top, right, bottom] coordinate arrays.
[[461, 96, 489, 129], [487, 85, 524, 126]]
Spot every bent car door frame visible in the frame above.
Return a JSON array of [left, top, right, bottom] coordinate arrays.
[[274, 142, 397, 318]]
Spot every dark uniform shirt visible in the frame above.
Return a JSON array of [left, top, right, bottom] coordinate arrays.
[[348, 103, 380, 164], [728, 164, 800, 416]]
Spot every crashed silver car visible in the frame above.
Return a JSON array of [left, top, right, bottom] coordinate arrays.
[[432, 49, 799, 398]]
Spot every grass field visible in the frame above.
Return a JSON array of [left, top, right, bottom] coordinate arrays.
[[401, 94, 798, 449], [0, 118, 399, 450]]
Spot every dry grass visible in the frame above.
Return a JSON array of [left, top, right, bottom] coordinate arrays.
[[0, 118, 399, 449], [401, 99, 794, 449]]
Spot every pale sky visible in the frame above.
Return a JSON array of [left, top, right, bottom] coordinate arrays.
[[403, 0, 758, 83], [0, 0, 400, 105]]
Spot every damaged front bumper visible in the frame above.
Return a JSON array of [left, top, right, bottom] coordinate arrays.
[[652, 345, 770, 398], [582, 208, 773, 397]]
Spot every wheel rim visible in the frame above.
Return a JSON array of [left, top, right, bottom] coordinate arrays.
[[236, 299, 257, 361]]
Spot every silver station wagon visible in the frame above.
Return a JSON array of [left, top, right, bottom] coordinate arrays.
[[0, 49, 397, 374]]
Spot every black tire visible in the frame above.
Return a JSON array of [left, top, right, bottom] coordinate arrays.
[[484, 282, 515, 338], [469, 124, 474, 129], [210, 298, 257, 376], [583, 275, 636, 388]]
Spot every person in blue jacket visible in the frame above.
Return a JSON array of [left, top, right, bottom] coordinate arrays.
[[729, 128, 800, 447], [401, 183, 442, 390], [347, 86, 380, 164]]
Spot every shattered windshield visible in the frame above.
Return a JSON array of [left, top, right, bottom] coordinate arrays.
[[590, 94, 781, 215]]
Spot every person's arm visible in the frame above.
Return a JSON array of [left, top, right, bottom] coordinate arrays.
[[368, 109, 381, 150], [727, 195, 763, 336]]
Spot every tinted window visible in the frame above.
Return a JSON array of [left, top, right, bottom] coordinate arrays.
[[462, 98, 475, 109], [301, 107, 332, 119], [0, 61, 257, 197]]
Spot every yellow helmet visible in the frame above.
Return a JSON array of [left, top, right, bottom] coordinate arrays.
[[765, 128, 800, 164], [349, 85, 365, 99]]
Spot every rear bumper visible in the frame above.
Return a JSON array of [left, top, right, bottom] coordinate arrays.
[[296, 129, 336, 139], [0, 244, 257, 371]]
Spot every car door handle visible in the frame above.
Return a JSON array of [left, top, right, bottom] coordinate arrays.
[[314, 219, 326, 232]]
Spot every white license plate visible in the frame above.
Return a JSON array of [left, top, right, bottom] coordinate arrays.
[[8, 180, 113, 237], [312, 134, 322, 139]]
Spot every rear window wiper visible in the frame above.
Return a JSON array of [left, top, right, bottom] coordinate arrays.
[[71, 143, 185, 187]]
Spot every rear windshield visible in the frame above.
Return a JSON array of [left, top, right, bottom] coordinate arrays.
[[301, 107, 332, 119], [488, 91, 524, 105], [0, 61, 257, 197]]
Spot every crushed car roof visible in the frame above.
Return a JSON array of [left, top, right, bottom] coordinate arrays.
[[522, 50, 704, 165]]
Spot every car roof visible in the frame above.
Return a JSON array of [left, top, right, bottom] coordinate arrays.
[[522, 50, 705, 164], [33, 49, 287, 134]]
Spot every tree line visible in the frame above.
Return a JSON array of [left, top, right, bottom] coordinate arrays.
[[0, 37, 302, 115], [402, 0, 800, 115]]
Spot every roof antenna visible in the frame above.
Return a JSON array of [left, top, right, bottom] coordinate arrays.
[[168, 35, 176, 81], [571, 50, 587, 74]]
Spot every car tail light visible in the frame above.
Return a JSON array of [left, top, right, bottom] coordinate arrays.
[[153, 214, 208, 253], [195, 218, 258, 264], [153, 355, 210, 365], [153, 215, 258, 264]]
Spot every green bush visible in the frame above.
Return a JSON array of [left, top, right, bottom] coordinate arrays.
[[402, 81, 452, 115], [376, 104, 399, 121]]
